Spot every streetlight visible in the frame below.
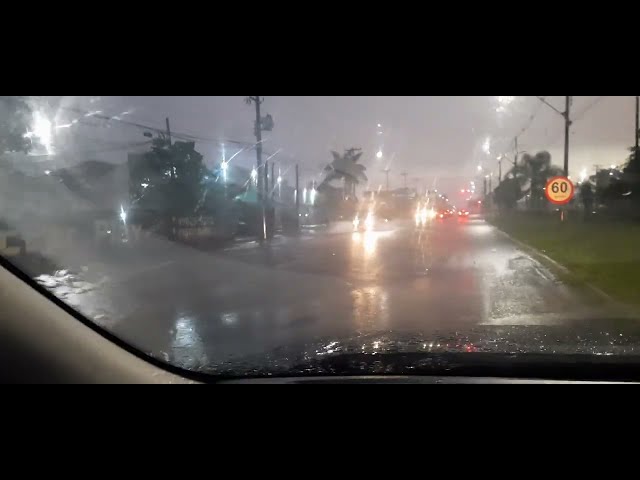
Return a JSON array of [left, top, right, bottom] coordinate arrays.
[[24, 111, 54, 155], [497, 96, 515, 105], [376, 150, 383, 159], [221, 161, 228, 183], [496, 96, 515, 113], [218, 142, 229, 183], [482, 137, 491, 155]]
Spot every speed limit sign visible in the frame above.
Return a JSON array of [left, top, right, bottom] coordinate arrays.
[[545, 176, 575, 205]]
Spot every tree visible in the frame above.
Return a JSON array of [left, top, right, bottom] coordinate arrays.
[[320, 147, 368, 198], [517, 151, 564, 209], [495, 151, 564, 211], [580, 182, 594, 216], [493, 175, 523, 210], [130, 137, 209, 232], [0, 96, 34, 154]]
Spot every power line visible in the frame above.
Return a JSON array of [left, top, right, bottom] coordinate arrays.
[[4, 97, 291, 162], [572, 96, 605, 123], [544, 97, 606, 147], [517, 100, 545, 139], [57, 104, 255, 148], [53, 139, 154, 157]]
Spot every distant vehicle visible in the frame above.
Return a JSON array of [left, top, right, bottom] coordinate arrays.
[[353, 208, 376, 232], [437, 209, 453, 219], [458, 209, 470, 217], [0, 220, 26, 257]]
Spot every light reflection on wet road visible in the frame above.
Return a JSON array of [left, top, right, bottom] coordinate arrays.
[[52, 215, 611, 369]]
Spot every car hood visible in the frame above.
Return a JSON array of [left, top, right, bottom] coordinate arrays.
[[205, 320, 640, 379]]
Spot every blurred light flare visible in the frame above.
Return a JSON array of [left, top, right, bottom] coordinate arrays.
[[24, 111, 54, 154], [482, 137, 491, 155]]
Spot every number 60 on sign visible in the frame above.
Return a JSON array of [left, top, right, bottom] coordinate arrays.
[[545, 176, 575, 205]]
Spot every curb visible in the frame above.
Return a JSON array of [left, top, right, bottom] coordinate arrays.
[[492, 226, 620, 307]]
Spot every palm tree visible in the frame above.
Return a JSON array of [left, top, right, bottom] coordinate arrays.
[[319, 148, 368, 199], [504, 151, 563, 210]]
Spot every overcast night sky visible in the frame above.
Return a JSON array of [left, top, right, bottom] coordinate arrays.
[[49, 96, 638, 193]]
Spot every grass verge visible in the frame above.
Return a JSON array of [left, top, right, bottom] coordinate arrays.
[[489, 213, 640, 307]]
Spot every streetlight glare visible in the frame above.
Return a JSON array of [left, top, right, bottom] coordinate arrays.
[[221, 161, 228, 183], [24, 111, 54, 154], [482, 137, 491, 155], [580, 168, 588, 182], [376, 150, 383, 159]]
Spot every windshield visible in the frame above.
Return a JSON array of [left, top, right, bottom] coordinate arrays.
[[2, 95, 640, 378]]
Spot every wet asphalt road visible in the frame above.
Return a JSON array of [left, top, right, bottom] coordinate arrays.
[[59, 214, 609, 368]]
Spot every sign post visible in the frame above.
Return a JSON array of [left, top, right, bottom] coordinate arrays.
[[545, 176, 575, 221]]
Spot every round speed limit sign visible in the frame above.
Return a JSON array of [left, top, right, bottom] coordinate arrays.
[[545, 176, 575, 205]]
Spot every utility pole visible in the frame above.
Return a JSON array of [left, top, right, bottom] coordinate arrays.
[[563, 96, 572, 177], [271, 163, 275, 200], [295, 164, 300, 231], [536, 96, 572, 176], [255, 99, 263, 197], [635, 97, 640, 159], [165, 117, 174, 180], [165, 117, 172, 146], [245, 97, 264, 197], [400, 171, 408, 189], [245, 96, 276, 240], [383, 168, 391, 191], [498, 158, 502, 184]]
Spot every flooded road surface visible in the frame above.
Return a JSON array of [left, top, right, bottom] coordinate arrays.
[[42, 215, 613, 371]]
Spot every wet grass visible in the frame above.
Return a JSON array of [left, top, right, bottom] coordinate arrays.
[[490, 214, 640, 307]]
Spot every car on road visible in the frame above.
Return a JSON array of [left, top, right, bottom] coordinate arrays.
[[4, 95, 640, 385], [437, 209, 453, 219], [0, 220, 26, 257], [353, 208, 376, 232]]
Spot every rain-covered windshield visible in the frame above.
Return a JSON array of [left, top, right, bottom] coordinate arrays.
[[2, 96, 640, 377]]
